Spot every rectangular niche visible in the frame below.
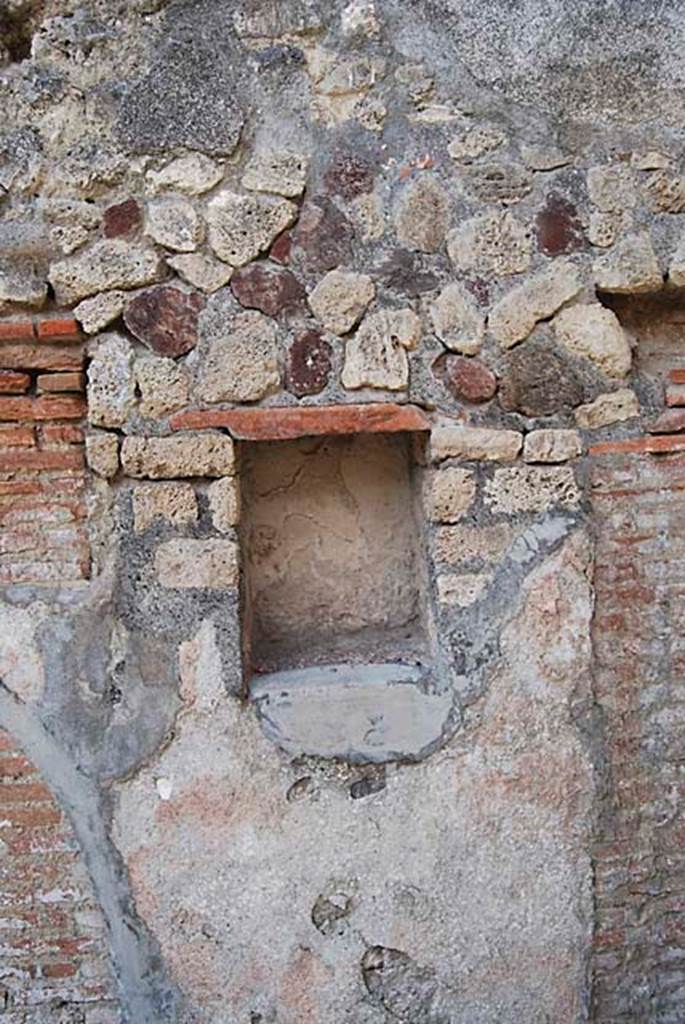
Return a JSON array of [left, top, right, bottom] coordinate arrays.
[[241, 432, 429, 676]]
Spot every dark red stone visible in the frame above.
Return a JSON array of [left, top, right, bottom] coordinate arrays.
[[124, 286, 205, 357], [536, 193, 585, 256], [377, 249, 439, 296], [464, 277, 490, 307], [435, 354, 497, 404], [285, 330, 332, 396], [269, 231, 293, 264], [230, 263, 306, 318], [103, 198, 142, 239], [324, 151, 375, 200], [290, 196, 355, 273]]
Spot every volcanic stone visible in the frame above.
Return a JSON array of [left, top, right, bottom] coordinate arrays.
[[230, 263, 306, 318], [286, 330, 333, 396], [124, 286, 205, 357]]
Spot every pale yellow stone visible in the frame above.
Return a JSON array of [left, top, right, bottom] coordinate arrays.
[[132, 483, 198, 533], [429, 425, 522, 463], [448, 126, 504, 163], [484, 466, 580, 515], [308, 270, 375, 334], [489, 260, 582, 348], [155, 539, 239, 589], [242, 150, 309, 198], [593, 232, 662, 294], [553, 304, 632, 378], [434, 523, 514, 565], [523, 429, 582, 464], [587, 165, 637, 212], [121, 433, 235, 479], [574, 389, 640, 429], [85, 431, 119, 478], [429, 282, 484, 355], [668, 235, 685, 287], [447, 211, 531, 277], [437, 572, 492, 607], [342, 308, 420, 391], [208, 477, 240, 532], [207, 190, 297, 266], [426, 468, 476, 523], [135, 356, 189, 419], [394, 176, 449, 253]]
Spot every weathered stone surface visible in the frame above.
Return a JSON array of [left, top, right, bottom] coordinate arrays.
[[574, 388, 640, 428], [521, 144, 570, 171], [206, 191, 297, 266], [324, 150, 375, 200], [135, 356, 189, 419], [499, 337, 586, 417], [155, 539, 238, 589], [121, 433, 235, 479], [146, 155, 223, 196], [378, 248, 439, 296], [523, 429, 582, 463], [285, 330, 333, 396], [0, 602, 47, 703], [553, 303, 631, 378], [132, 483, 198, 533], [484, 465, 580, 514], [85, 430, 119, 478], [87, 333, 135, 428], [242, 150, 309, 197], [342, 308, 420, 390], [394, 176, 449, 253], [74, 291, 126, 334], [289, 196, 355, 273], [447, 211, 532, 276], [448, 126, 505, 163], [308, 270, 375, 334], [45, 198, 100, 255], [642, 168, 685, 213], [489, 261, 582, 348], [437, 572, 492, 607], [104, 199, 142, 239], [49, 240, 164, 305], [587, 165, 637, 212], [230, 263, 306, 318], [587, 211, 622, 248], [147, 197, 204, 252], [668, 234, 685, 286], [593, 232, 662, 294], [434, 522, 514, 564], [124, 286, 205, 357], [429, 425, 522, 462], [198, 310, 280, 403], [429, 282, 485, 355], [207, 477, 240, 532], [536, 194, 585, 256], [466, 161, 532, 205], [426, 467, 476, 522], [166, 252, 233, 293], [0, 260, 47, 311], [436, 354, 497, 403]]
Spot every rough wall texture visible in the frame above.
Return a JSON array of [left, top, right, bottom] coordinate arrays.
[[0, 1, 684, 1021]]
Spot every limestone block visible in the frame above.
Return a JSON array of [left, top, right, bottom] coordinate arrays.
[[121, 433, 235, 479], [206, 190, 297, 266], [242, 150, 309, 198], [523, 429, 582, 463], [587, 165, 637, 212], [0, 261, 47, 310], [447, 211, 532, 277], [132, 483, 198, 532], [49, 240, 164, 305], [574, 389, 640, 429], [167, 252, 233, 293], [394, 176, 449, 253], [668, 235, 685, 286], [593, 232, 662, 294], [426, 468, 476, 522], [198, 310, 280, 403], [429, 425, 522, 463], [553, 303, 631, 378], [466, 161, 532, 206], [588, 212, 620, 248], [429, 283, 484, 355], [520, 145, 570, 171], [341, 308, 420, 390], [87, 333, 135, 428], [74, 291, 125, 334], [147, 197, 204, 252], [437, 572, 492, 607], [484, 466, 580, 514], [308, 270, 375, 334], [155, 539, 238, 589], [85, 431, 119, 478], [135, 356, 189, 419], [208, 477, 240, 532], [146, 154, 223, 195], [489, 261, 582, 348], [434, 523, 514, 565], [448, 126, 505, 163]]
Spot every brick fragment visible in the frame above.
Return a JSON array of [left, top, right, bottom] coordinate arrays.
[[0, 371, 31, 393], [35, 318, 82, 343], [590, 434, 685, 456]]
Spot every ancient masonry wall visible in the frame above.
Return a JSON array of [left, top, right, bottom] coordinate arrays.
[[0, 2, 684, 1022]]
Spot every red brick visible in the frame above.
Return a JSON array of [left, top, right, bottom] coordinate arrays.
[[170, 402, 431, 440], [589, 434, 685, 456], [35, 318, 82, 344], [0, 449, 84, 472], [0, 345, 83, 371], [668, 368, 685, 384], [2, 804, 61, 828], [36, 373, 85, 394], [0, 321, 34, 342], [0, 371, 31, 393], [0, 756, 35, 780], [0, 781, 53, 803], [0, 396, 86, 422], [0, 426, 35, 447], [40, 425, 84, 446], [665, 384, 685, 406]]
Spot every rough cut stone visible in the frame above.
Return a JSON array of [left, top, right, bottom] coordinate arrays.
[[587, 165, 637, 212], [135, 356, 189, 419], [198, 310, 280, 403], [394, 176, 449, 253], [121, 433, 235, 479], [434, 523, 514, 565], [489, 261, 582, 348], [85, 430, 119, 478], [521, 145, 570, 171], [429, 425, 522, 463], [155, 539, 239, 589], [242, 150, 309, 198], [466, 161, 532, 205], [429, 282, 485, 355], [324, 150, 375, 201], [668, 235, 685, 286], [553, 304, 631, 378], [104, 199, 142, 239], [49, 240, 164, 305], [437, 572, 492, 607], [286, 330, 333, 396], [593, 232, 662, 294], [146, 155, 223, 196], [206, 190, 297, 266], [523, 429, 582, 463], [642, 169, 685, 214], [207, 477, 240, 532], [447, 211, 532, 277], [74, 291, 125, 334], [147, 197, 204, 252], [289, 196, 355, 273], [426, 467, 476, 522], [437, 354, 497, 403], [448, 126, 504, 163], [308, 270, 375, 334], [484, 466, 580, 514], [124, 286, 205, 357], [574, 389, 640, 429], [536, 194, 585, 256], [342, 308, 420, 390], [588, 211, 621, 248], [132, 483, 198, 533], [87, 333, 135, 428], [230, 263, 306, 318], [499, 337, 586, 418], [0, 261, 47, 311], [166, 253, 233, 293]]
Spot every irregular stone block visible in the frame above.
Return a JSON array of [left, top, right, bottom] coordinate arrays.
[[231, 263, 306, 318], [394, 176, 449, 253], [448, 126, 505, 163], [155, 539, 238, 589], [447, 211, 532, 277], [198, 310, 280, 403], [289, 196, 355, 273], [436, 354, 497, 403], [553, 303, 631, 378], [342, 308, 420, 390], [124, 286, 205, 357], [49, 240, 164, 305], [434, 523, 514, 565], [285, 330, 332, 396], [146, 154, 223, 196], [74, 291, 125, 334], [0, 260, 47, 311], [642, 168, 685, 213], [587, 165, 637, 212], [593, 232, 662, 294], [489, 261, 583, 348], [208, 477, 240, 532], [103, 198, 142, 239], [484, 466, 580, 514], [167, 252, 233, 293], [426, 467, 476, 522], [536, 194, 585, 256], [523, 429, 582, 463], [87, 333, 135, 428], [668, 234, 685, 286], [499, 336, 586, 417], [147, 197, 204, 252], [429, 425, 522, 463], [121, 433, 235, 479], [207, 190, 297, 266], [308, 269, 375, 334], [429, 282, 484, 354], [132, 483, 198, 533], [437, 572, 492, 606], [466, 161, 532, 205], [242, 150, 309, 197], [85, 431, 119, 478], [135, 356, 189, 419], [574, 389, 640, 428]]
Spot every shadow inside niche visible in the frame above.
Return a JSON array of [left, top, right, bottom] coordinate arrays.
[[598, 287, 685, 379], [0, 1, 45, 63]]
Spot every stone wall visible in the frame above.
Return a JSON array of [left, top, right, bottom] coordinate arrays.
[[0, 1, 684, 1021]]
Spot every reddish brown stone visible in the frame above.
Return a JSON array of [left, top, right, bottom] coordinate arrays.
[[270, 231, 293, 265], [668, 368, 685, 385], [285, 330, 332, 396], [230, 263, 306, 318], [170, 403, 431, 440], [536, 193, 585, 256], [464, 278, 490, 307], [435, 354, 497, 403], [290, 196, 355, 273], [124, 286, 205, 357], [103, 198, 142, 239], [324, 151, 375, 200]]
